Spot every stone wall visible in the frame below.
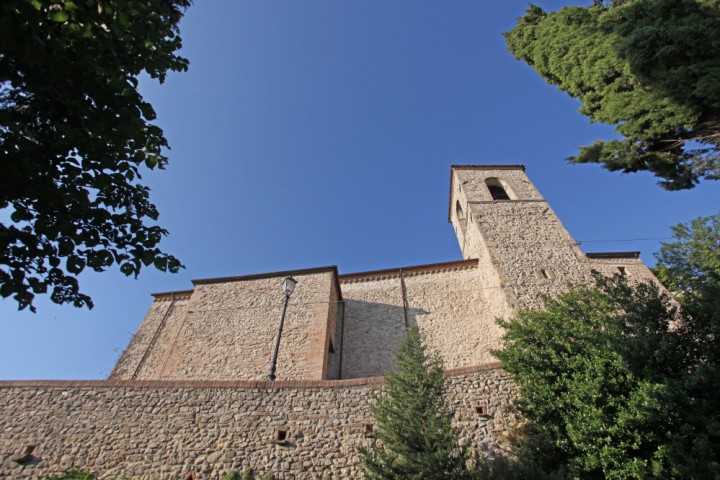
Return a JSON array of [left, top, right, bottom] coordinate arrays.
[[470, 200, 593, 310], [338, 277, 406, 380], [111, 165, 664, 385], [587, 254, 660, 284], [111, 268, 340, 382], [339, 261, 507, 378], [0, 365, 516, 479], [111, 294, 192, 380], [450, 166, 594, 311]]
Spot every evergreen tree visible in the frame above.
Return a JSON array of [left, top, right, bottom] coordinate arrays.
[[361, 327, 469, 479], [505, 0, 720, 190]]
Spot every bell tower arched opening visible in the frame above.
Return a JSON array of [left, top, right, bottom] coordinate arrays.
[[485, 177, 514, 200]]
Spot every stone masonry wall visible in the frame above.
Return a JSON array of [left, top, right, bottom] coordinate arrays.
[[470, 201, 593, 310], [0, 365, 517, 480], [451, 167, 592, 311], [403, 268, 504, 369], [339, 278, 406, 379], [338, 261, 507, 379], [110, 295, 191, 380], [587, 256, 660, 284], [112, 270, 337, 382]]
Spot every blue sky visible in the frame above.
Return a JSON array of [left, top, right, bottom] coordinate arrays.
[[1, 1, 717, 379]]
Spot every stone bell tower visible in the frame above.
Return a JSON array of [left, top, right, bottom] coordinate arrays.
[[448, 165, 593, 311]]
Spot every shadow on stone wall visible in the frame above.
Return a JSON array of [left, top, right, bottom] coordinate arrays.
[[339, 298, 428, 379]]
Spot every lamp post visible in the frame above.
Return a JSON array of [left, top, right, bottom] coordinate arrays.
[[267, 276, 297, 381]]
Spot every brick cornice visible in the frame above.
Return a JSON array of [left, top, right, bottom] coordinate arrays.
[[0, 362, 503, 390], [151, 290, 194, 301], [340, 259, 478, 284], [151, 266, 344, 301]]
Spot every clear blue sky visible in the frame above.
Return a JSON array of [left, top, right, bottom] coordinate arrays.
[[1, 1, 717, 379]]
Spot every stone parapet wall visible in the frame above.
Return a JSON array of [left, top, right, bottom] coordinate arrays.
[[0, 365, 516, 479]]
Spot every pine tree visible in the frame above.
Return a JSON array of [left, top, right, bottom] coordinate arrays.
[[361, 327, 469, 479], [505, 0, 720, 190]]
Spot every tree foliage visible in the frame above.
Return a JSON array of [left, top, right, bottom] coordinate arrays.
[[654, 212, 720, 304], [505, 0, 720, 190], [495, 214, 720, 478], [0, 0, 189, 312], [361, 327, 469, 479]]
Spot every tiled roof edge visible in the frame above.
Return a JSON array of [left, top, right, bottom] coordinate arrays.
[[586, 252, 641, 259]]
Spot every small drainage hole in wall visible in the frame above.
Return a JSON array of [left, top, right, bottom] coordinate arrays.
[[473, 405, 489, 416], [275, 429, 289, 444]]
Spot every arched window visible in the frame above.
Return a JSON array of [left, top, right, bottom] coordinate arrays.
[[455, 200, 468, 231], [456, 200, 466, 222], [485, 177, 514, 200]]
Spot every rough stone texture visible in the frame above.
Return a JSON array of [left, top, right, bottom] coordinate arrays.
[[110, 165, 663, 384], [447, 166, 664, 313], [339, 277, 406, 380], [587, 255, 660, 284], [471, 201, 593, 310], [339, 263, 506, 378], [112, 270, 339, 382], [0, 164, 667, 478], [0, 366, 516, 480], [111, 295, 192, 380]]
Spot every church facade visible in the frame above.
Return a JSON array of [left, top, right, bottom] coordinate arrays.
[[0, 165, 659, 479]]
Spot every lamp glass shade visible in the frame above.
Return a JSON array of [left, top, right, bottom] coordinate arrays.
[[283, 276, 297, 296]]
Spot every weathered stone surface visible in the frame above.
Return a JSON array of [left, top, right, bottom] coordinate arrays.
[[0, 367, 515, 479], [111, 270, 340, 382], [109, 166, 662, 384], [0, 165, 666, 479]]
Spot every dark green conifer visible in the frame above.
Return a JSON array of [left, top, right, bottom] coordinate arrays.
[[361, 327, 469, 479]]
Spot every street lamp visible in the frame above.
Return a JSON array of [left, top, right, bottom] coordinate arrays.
[[267, 276, 297, 381]]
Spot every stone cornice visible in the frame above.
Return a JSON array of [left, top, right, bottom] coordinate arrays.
[[151, 290, 194, 301], [151, 266, 344, 301]]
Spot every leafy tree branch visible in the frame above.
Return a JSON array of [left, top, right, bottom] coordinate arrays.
[[0, 0, 191, 311]]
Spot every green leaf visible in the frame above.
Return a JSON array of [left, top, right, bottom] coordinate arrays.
[[0, 0, 188, 311], [144, 156, 158, 169], [505, 1, 720, 190], [153, 256, 168, 272], [49, 10, 69, 22]]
